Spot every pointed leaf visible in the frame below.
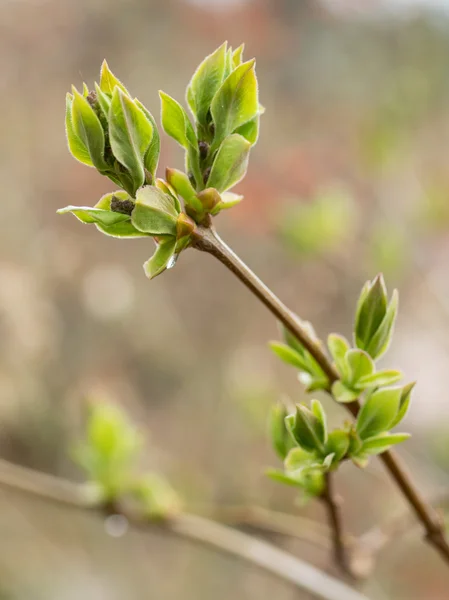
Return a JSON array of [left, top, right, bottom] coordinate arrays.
[[366, 290, 398, 360], [131, 187, 178, 235], [207, 134, 251, 192], [390, 382, 415, 428], [143, 238, 177, 279], [234, 114, 259, 144], [357, 369, 402, 390], [325, 430, 350, 463], [362, 432, 411, 455], [211, 60, 259, 146], [57, 205, 130, 226], [327, 334, 350, 379], [266, 469, 302, 487], [291, 405, 326, 454], [160, 91, 197, 150], [269, 342, 309, 372], [65, 94, 93, 167], [284, 447, 318, 471], [269, 404, 293, 460], [232, 44, 245, 67], [186, 42, 227, 127], [109, 89, 153, 195], [311, 399, 327, 445], [356, 386, 402, 440], [210, 191, 244, 215], [99, 60, 129, 96], [71, 88, 108, 170], [135, 99, 160, 180]]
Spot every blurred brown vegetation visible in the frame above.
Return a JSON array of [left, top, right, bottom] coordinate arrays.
[[1, 0, 449, 598]]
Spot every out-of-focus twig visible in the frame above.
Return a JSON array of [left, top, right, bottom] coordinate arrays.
[[0, 458, 370, 600]]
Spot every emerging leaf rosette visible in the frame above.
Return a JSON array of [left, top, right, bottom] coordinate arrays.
[[160, 41, 262, 221], [66, 61, 160, 197]]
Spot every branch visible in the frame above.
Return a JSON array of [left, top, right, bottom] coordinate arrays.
[[192, 225, 449, 568], [0, 458, 369, 600], [321, 473, 354, 578]]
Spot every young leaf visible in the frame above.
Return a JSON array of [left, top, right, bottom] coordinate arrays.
[[355, 274, 388, 350], [99, 60, 129, 96], [186, 42, 227, 127], [109, 89, 153, 195], [325, 430, 350, 463], [357, 369, 403, 390], [71, 88, 108, 171], [210, 60, 258, 146], [234, 114, 259, 145], [135, 99, 160, 180], [232, 44, 245, 67], [131, 187, 178, 235], [65, 94, 93, 167], [284, 447, 318, 471], [266, 469, 302, 487], [390, 382, 415, 428], [362, 432, 411, 455], [206, 134, 251, 192], [331, 381, 359, 403], [269, 342, 309, 372], [310, 399, 327, 445], [165, 168, 200, 209], [327, 333, 350, 378], [57, 205, 130, 226], [356, 387, 402, 440], [210, 191, 244, 215], [143, 238, 177, 279], [270, 404, 294, 460], [160, 91, 197, 150], [365, 290, 398, 360], [346, 349, 374, 384]]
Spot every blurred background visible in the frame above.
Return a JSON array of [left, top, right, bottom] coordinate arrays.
[[1, 0, 449, 598]]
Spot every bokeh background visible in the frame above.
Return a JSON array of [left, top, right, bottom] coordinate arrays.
[[1, 0, 449, 598]]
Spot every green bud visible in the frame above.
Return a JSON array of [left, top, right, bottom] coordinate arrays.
[[196, 188, 221, 211], [166, 168, 203, 215], [354, 274, 398, 360], [290, 404, 326, 455]]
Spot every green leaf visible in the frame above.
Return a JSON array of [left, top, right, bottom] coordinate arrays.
[[210, 59, 258, 146], [331, 381, 359, 403], [327, 334, 350, 379], [143, 238, 177, 279], [356, 387, 402, 440], [269, 342, 309, 372], [186, 42, 227, 128], [266, 469, 302, 487], [310, 399, 327, 445], [390, 382, 415, 428], [325, 430, 350, 463], [291, 405, 326, 454], [94, 83, 112, 118], [361, 432, 411, 455], [210, 191, 244, 215], [109, 88, 153, 195], [234, 114, 259, 144], [365, 290, 398, 360], [357, 369, 402, 390], [65, 94, 93, 167], [160, 91, 197, 150], [346, 349, 374, 385], [99, 60, 129, 96], [135, 100, 160, 180], [232, 44, 245, 67], [206, 134, 251, 192], [93, 191, 149, 238], [355, 274, 388, 350], [71, 87, 108, 171], [269, 404, 294, 460], [131, 187, 178, 235], [284, 447, 318, 471], [57, 205, 130, 226]]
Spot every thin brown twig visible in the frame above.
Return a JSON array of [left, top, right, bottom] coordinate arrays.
[[192, 224, 449, 569], [0, 458, 369, 600], [321, 473, 354, 578]]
